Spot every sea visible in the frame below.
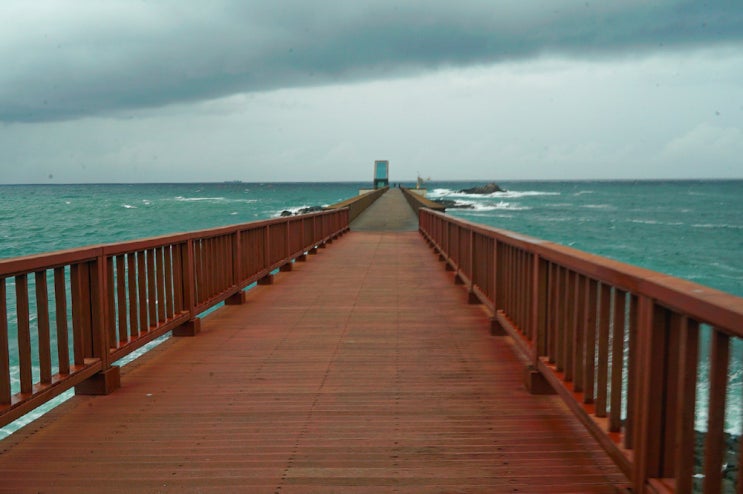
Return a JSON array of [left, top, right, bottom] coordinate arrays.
[[1, 180, 741, 439]]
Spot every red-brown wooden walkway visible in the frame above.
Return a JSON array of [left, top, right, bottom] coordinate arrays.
[[0, 226, 628, 492]]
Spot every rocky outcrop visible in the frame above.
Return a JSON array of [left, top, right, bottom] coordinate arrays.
[[280, 206, 325, 216], [432, 199, 474, 209], [458, 183, 505, 194]]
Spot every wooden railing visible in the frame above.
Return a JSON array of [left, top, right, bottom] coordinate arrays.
[[399, 186, 446, 214], [419, 208, 743, 494], [0, 209, 349, 429]]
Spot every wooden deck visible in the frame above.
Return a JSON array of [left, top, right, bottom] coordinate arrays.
[[0, 230, 628, 493]]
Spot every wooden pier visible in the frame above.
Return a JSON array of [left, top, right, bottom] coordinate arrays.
[[1, 188, 741, 493]]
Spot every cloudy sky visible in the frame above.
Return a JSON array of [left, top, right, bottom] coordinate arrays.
[[1, 1, 742, 183]]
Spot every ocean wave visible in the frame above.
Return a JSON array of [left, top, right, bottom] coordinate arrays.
[[428, 188, 559, 199], [122, 204, 137, 209], [175, 196, 226, 202], [581, 204, 616, 210], [630, 219, 685, 226], [573, 190, 595, 196], [475, 201, 531, 211], [174, 196, 258, 204], [692, 223, 743, 230]]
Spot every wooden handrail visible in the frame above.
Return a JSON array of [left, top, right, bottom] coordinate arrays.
[[0, 208, 350, 429], [418, 208, 742, 494]]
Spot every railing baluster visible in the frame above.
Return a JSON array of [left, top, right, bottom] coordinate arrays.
[[126, 253, 138, 338], [609, 289, 626, 433], [146, 249, 156, 328], [137, 251, 148, 334], [596, 283, 611, 417], [546, 262, 557, 364], [53, 267, 70, 375], [673, 317, 698, 494], [624, 294, 639, 450], [172, 245, 183, 313], [702, 328, 730, 494], [164, 246, 174, 318], [0, 279, 10, 404], [156, 247, 166, 324], [114, 256, 126, 344], [15, 275, 32, 395], [558, 266, 569, 373], [564, 270, 576, 382], [584, 278, 598, 404], [572, 274, 586, 393], [34, 271, 52, 385]]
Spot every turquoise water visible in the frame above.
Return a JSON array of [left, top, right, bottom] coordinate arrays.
[[0, 182, 363, 258], [1, 180, 741, 437], [429, 180, 743, 298]]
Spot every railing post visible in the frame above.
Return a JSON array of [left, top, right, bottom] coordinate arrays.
[[226, 229, 248, 305], [280, 220, 293, 272], [258, 225, 274, 285], [466, 230, 479, 304], [490, 239, 506, 335], [632, 295, 680, 493], [76, 253, 120, 395], [174, 239, 200, 336], [532, 254, 548, 360], [0, 279, 9, 405]]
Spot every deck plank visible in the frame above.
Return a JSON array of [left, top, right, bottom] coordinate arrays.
[[0, 231, 628, 493]]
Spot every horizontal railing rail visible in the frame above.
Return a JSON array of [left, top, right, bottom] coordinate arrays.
[[419, 208, 743, 494], [0, 208, 349, 429]]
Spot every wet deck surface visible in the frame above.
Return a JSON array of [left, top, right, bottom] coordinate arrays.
[[0, 232, 628, 493]]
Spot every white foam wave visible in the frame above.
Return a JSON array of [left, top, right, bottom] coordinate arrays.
[[474, 201, 531, 211], [630, 219, 685, 226], [692, 223, 743, 230], [428, 188, 559, 199], [122, 204, 137, 209], [175, 196, 226, 202], [174, 196, 258, 204], [581, 204, 615, 210], [573, 190, 595, 196]]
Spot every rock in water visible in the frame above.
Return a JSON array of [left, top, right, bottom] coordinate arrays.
[[458, 183, 505, 194], [280, 205, 325, 217], [433, 199, 475, 209]]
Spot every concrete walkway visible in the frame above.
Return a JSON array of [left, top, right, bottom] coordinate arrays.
[[350, 188, 418, 231]]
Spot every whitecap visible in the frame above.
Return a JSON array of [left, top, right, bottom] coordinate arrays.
[[122, 204, 137, 209], [440, 189, 560, 199], [692, 223, 743, 230], [175, 196, 226, 202], [581, 204, 615, 210], [427, 188, 456, 198]]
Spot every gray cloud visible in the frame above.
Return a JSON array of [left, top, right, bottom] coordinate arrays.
[[2, 0, 742, 122]]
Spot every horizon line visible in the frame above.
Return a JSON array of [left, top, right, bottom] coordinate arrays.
[[2, 177, 743, 186]]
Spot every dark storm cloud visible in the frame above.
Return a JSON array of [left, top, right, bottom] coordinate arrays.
[[1, 0, 741, 123]]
